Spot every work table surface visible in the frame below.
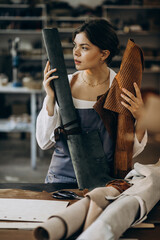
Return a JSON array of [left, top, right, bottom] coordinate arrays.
[[0, 183, 159, 240]]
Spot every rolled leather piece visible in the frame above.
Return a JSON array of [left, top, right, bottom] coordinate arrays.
[[83, 186, 120, 230], [34, 197, 90, 240], [42, 28, 78, 129], [77, 195, 140, 240], [104, 39, 144, 178], [42, 28, 112, 189], [34, 216, 67, 240], [124, 159, 160, 220], [34, 186, 120, 240], [77, 160, 160, 240]]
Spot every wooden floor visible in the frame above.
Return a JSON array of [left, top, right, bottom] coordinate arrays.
[[0, 133, 51, 183]]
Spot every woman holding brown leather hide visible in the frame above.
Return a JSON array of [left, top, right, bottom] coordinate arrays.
[[36, 18, 147, 184]]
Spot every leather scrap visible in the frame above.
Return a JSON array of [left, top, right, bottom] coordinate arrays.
[[104, 39, 144, 116], [0, 188, 53, 200], [104, 39, 144, 178], [106, 179, 132, 193]]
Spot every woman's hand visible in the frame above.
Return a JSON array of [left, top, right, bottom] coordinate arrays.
[[43, 61, 58, 116], [121, 82, 144, 120], [43, 60, 58, 99], [121, 82, 145, 142]]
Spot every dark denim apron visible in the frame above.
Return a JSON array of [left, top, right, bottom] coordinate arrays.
[[45, 108, 114, 186]]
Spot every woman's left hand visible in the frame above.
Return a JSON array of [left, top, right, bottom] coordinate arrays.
[[121, 82, 144, 120]]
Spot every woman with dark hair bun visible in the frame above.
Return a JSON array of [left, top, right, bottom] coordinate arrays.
[[36, 18, 147, 184], [73, 18, 120, 64]]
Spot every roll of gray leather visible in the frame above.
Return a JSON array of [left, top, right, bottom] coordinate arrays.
[[42, 28, 112, 189]]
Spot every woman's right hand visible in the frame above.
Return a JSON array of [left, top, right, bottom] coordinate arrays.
[[43, 60, 59, 99], [43, 61, 59, 116]]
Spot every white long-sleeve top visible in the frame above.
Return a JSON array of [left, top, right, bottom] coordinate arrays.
[[36, 69, 147, 159]]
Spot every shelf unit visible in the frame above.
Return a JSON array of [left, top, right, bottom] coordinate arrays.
[[44, 3, 160, 92], [0, 3, 47, 169], [0, 3, 47, 81], [102, 4, 160, 91], [0, 84, 43, 169]]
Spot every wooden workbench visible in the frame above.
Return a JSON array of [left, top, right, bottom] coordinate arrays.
[[0, 183, 159, 240]]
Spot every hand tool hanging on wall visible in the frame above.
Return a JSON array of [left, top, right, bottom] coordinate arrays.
[[42, 28, 113, 190], [9, 37, 22, 87]]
